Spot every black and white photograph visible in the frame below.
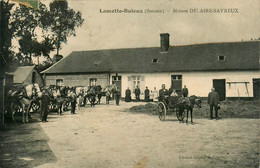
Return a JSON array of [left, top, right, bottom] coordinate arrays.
[[0, 0, 259, 167]]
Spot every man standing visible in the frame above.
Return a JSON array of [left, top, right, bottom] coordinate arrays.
[[106, 90, 111, 104], [182, 85, 189, 97], [159, 84, 169, 101], [134, 86, 141, 101], [125, 87, 131, 102], [115, 87, 121, 106], [41, 89, 50, 122], [144, 87, 150, 102], [70, 89, 77, 114], [208, 87, 220, 119]]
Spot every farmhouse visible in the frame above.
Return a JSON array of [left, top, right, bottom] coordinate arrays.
[[42, 34, 260, 100]]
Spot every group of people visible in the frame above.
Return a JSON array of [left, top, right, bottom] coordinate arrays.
[[124, 85, 189, 102], [39, 83, 221, 123], [125, 86, 159, 102]]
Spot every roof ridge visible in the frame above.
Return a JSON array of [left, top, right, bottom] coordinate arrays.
[[173, 40, 260, 47], [68, 40, 260, 53], [71, 46, 159, 53]]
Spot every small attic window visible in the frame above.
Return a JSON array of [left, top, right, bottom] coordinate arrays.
[[152, 58, 159, 63], [94, 60, 101, 66], [218, 55, 226, 61]]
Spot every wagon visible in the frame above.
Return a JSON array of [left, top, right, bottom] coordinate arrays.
[[158, 96, 185, 121]]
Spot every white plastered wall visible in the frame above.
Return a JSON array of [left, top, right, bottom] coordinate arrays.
[[111, 71, 260, 98]]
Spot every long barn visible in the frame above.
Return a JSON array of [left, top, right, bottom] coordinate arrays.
[[42, 34, 260, 100]]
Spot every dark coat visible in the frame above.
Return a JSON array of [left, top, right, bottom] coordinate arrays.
[[159, 89, 169, 101], [125, 89, 131, 96], [115, 90, 121, 97], [182, 88, 189, 96], [208, 91, 220, 105], [41, 94, 50, 113], [169, 88, 174, 95], [70, 92, 77, 103], [134, 88, 140, 95], [125, 89, 131, 102], [144, 89, 150, 101]]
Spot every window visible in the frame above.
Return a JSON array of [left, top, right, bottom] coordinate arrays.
[[132, 76, 140, 89], [172, 75, 182, 80], [129, 75, 144, 91], [152, 58, 159, 63], [90, 78, 97, 86], [218, 55, 226, 61], [112, 76, 121, 81], [56, 79, 63, 87]]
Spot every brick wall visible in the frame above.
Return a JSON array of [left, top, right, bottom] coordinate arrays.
[[45, 73, 109, 88]]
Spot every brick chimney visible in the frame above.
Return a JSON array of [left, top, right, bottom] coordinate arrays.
[[160, 33, 170, 52], [53, 54, 63, 64]]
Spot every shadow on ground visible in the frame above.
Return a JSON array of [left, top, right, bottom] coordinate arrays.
[[0, 114, 56, 168]]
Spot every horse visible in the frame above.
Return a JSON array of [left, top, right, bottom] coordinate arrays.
[[178, 95, 201, 123], [86, 87, 97, 107], [103, 84, 117, 93], [7, 84, 42, 123], [50, 86, 70, 115], [102, 84, 118, 101], [104, 84, 117, 96], [94, 85, 103, 104]]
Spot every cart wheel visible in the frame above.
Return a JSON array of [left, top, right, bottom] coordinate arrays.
[[176, 107, 185, 121], [49, 102, 56, 111], [64, 101, 70, 111], [158, 102, 166, 121]]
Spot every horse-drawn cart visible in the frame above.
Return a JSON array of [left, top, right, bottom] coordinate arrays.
[[158, 96, 185, 121]]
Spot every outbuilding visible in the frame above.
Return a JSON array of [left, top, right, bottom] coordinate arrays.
[[8, 66, 44, 88]]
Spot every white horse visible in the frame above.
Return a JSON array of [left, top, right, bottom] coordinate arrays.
[[8, 84, 42, 123]]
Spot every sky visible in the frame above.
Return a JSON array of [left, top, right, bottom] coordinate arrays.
[[41, 0, 260, 58]]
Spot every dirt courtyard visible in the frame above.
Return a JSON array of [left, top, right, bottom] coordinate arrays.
[[1, 100, 259, 168]]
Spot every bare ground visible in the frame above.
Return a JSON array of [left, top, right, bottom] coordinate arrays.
[[1, 100, 259, 168]]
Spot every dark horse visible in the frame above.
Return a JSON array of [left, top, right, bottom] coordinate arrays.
[[85, 85, 102, 107], [178, 95, 201, 123], [46, 86, 70, 115], [95, 85, 103, 104]]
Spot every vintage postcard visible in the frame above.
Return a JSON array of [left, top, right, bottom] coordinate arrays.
[[0, 0, 259, 168]]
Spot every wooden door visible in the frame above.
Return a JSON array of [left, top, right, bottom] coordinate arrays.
[[112, 76, 122, 92], [213, 79, 226, 101]]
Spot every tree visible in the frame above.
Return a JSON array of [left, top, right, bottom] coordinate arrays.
[[12, 3, 55, 65], [0, 0, 15, 68], [40, 0, 84, 55]]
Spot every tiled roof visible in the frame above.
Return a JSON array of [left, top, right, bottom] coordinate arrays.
[[42, 41, 260, 74], [8, 66, 35, 84]]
